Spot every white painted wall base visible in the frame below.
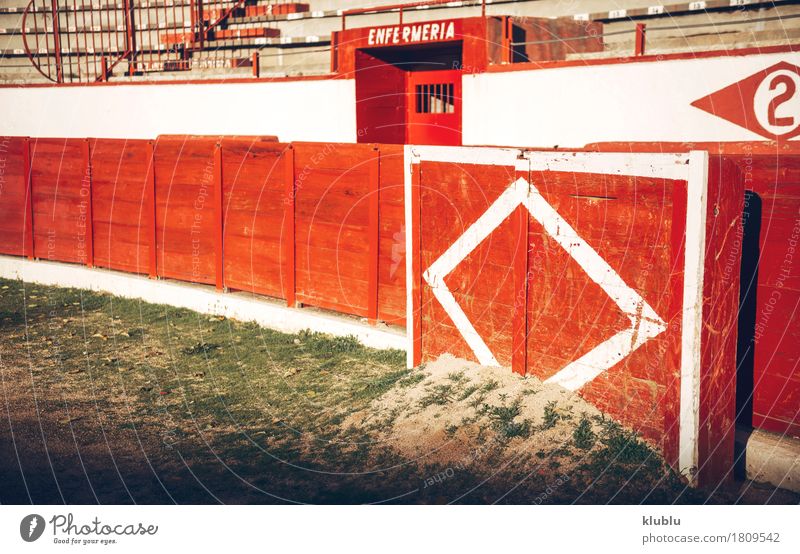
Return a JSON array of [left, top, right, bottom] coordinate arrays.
[[0, 256, 406, 351]]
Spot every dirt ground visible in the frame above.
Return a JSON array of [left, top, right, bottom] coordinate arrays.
[[0, 277, 796, 504]]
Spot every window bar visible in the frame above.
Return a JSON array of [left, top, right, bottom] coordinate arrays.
[[79, 0, 89, 80], [112, 0, 120, 63], [32, 1, 42, 78], [88, 0, 98, 79], [43, 1, 53, 81], [64, 2, 74, 82], [105, 0, 113, 74]]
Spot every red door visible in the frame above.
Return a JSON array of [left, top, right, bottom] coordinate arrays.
[[407, 69, 462, 145]]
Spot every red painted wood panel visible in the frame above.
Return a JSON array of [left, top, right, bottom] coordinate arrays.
[[376, 145, 406, 326], [89, 139, 151, 274], [584, 142, 800, 439], [697, 156, 744, 486], [0, 137, 31, 257], [293, 142, 377, 318], [526, 172, 683, 456], [416, 155, 744, 485], [30, 138, 90, 264], [419, 161, 519, 366], [153, 135, 218, 285], [745, 156, 800, 438], [220, 138, 291, 299]]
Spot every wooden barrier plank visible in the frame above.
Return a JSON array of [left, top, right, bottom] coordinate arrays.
[[24, 137, 34, 259], [214, 142, 224, 291], [293, 142, 374, 317], [0, 138, 31, 258], [696, 156, 744, 486], [147, 141, 157, 279], [30, 138, 88, 264], [377, 144, 406, 326], [89, 139, 151, 275], [368, 147, 380, 323], [412, 160, 422, 367], [511, 204, 528, 375], [220, 139, 288, 300], [153, 135, 217, 286], [283, 144, 296, 307], [81, 139, 94, 268]]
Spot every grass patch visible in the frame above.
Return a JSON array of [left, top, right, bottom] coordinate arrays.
[[573, 414, 596, 450], [540, 400, 561, 430], [419, 384, 455, 408], [485, 400, 532, 440]]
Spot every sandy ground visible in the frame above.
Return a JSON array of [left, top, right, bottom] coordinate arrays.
[[346, 354, 605, 472]]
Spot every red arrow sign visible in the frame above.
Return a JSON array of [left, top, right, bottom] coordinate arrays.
[[692, 61, 800, 141]]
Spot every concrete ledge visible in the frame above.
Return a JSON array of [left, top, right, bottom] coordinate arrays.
[[0, 256, 406, 352], [736, 428, 800, 494]]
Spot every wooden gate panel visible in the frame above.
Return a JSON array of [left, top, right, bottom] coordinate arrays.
[[419, 160, 520, 366]]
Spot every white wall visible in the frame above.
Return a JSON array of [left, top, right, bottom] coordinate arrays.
[[462, 51, 800, 148], [0, 78, 357, 143], [3, 50, 800, 148]]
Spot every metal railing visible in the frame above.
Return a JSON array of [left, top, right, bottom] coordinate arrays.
[[508, 11, 800, 63], [20, 0, 273, 83]]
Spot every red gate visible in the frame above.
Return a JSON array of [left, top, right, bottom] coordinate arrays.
[[406, 70, 462, 146]]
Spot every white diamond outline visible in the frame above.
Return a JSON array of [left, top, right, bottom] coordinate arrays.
[[422, 177, 667, 391]]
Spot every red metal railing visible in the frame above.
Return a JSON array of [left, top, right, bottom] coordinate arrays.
[[21, 0, 261, 83]]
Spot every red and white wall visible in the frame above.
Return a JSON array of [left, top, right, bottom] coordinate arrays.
[[2, 48, 800, 146], [463, 50, 800, 147]]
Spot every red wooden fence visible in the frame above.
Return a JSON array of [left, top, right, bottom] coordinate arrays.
[[1, 135, 797, 486], [0, 135, 406, 326]]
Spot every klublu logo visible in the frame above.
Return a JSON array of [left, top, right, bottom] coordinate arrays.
[[20, 514, 45, 542]]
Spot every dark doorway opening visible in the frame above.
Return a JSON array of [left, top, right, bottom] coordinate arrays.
[[735, 190, 762, 431]]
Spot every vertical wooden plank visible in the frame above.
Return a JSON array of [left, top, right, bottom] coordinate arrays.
[[512, 204, 529, 375], [283, 145, 296, 307], [214, 141, 224, 291], [82, 139, 94, 268], [411, 161, 422, 366], [23, 137, 34, 260], [146, 140, 157, 279], [367, 147, 381, 324]]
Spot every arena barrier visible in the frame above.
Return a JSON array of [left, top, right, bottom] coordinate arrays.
[[0, 136, 764, 488]]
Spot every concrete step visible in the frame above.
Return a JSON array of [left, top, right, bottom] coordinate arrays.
[[736, 428, 800, 494]]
